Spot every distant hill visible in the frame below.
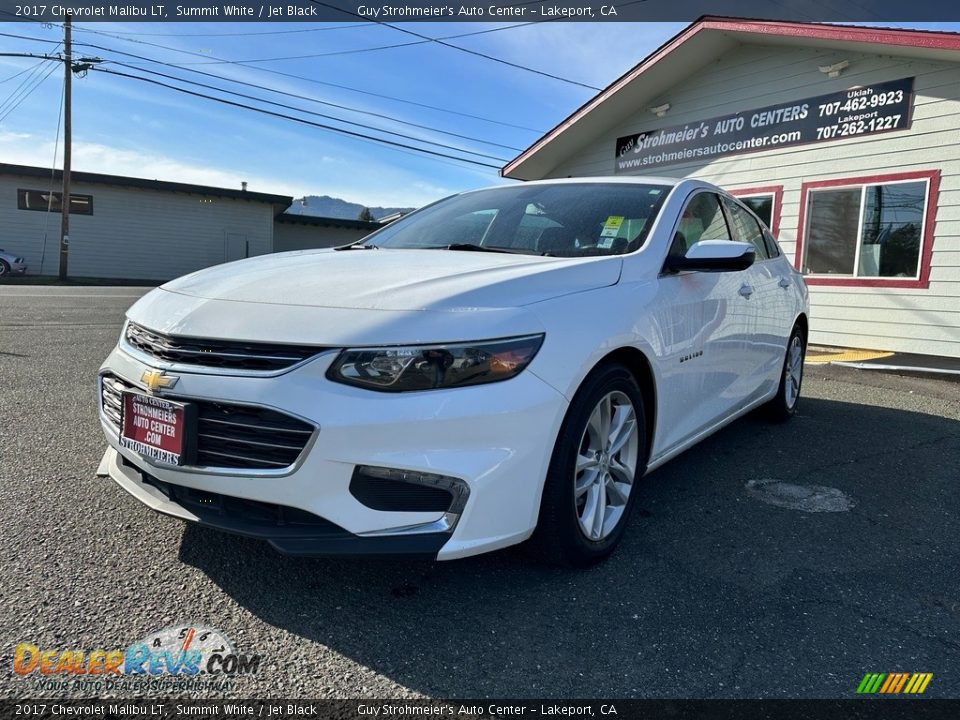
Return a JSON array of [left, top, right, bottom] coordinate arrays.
[[287, 195, 413, 221]]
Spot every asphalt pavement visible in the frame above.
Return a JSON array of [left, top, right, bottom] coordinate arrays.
[[1, 286, 958, 700]]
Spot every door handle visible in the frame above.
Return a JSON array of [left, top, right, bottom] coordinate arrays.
[[778, 277, 791, 289], [738, 284, 754, 299]]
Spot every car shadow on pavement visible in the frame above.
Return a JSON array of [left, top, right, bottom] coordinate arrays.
[[176, 397, 960, 698]]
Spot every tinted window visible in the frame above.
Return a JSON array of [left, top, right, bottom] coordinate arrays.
[[670, 192, 730, 256], [723, 197, 769, 260], [762, 229, 781, 258], [805, 188, 861, 274], [365, 183, 671, 257], [739, 194, 774, 228]]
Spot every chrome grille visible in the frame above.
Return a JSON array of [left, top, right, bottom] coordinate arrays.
[[100, 374, 315, 470], [125, 322, 322, 372]]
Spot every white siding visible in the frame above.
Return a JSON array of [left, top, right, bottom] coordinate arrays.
[[0, 175, 276, 281], [546, 43, 960, 358], [273, 222, 371, 252]]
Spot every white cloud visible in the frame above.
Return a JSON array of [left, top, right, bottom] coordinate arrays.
[[0, 132, 472, 208]]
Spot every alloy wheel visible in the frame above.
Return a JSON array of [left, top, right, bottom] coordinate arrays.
[[784, 335, 804, 409], [574, 390, 640, 541]]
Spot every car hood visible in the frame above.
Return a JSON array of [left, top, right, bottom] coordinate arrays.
[[127, 249, 621, 347], [161, 248, 622, 311]]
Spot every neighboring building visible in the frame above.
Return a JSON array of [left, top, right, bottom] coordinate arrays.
[[0, 163, 378, 282], [274, 213, 380, 252], [504, 18, 960, 359]]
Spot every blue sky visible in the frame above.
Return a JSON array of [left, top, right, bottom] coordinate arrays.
[[0, 21, 956, 207]]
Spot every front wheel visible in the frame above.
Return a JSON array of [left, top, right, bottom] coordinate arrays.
[[765, 325, 806, 421], [532, 363, 647, 567], [0, 260, 9, 278]]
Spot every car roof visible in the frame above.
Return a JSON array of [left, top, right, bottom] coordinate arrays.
[[461, 176, 727, 194]]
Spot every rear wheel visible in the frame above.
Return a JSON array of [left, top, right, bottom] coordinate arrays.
[[533, 363, 647, 567], [766, 325, 805, 421]]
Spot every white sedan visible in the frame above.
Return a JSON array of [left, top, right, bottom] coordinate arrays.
[[97, 177, 808, 566]]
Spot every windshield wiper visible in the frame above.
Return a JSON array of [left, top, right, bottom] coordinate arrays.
[[445, 243, 536, 255], [335, 242, 378, 251]]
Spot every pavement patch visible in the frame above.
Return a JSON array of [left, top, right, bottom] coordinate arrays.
[[744, 479, 855, 513]]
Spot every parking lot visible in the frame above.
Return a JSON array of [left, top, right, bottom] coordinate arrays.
[[1, 285, 958, 699]]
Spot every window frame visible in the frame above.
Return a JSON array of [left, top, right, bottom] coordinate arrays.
[[730, 185, 783, 236], [794, 170, 939, 289], [17, 189, 94, 216]]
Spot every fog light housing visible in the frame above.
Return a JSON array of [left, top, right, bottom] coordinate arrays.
[[350, 465, 470, 524]]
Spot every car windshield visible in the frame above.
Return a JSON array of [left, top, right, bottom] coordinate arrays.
[[362, 183, 671, 257]]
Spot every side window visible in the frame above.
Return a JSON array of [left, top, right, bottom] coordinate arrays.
[[723, 197, 769, 260], [671, 193, 730, 256], [762, 229, 781, 258]]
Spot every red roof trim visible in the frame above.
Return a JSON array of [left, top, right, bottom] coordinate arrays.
[[502, 16, 960, 178], [794, 169, 940, 290]]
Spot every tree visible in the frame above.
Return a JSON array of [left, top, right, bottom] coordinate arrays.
[[357, 207, 375, 222]]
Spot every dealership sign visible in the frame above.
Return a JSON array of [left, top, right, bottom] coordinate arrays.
[[615, 77, 914, 172]]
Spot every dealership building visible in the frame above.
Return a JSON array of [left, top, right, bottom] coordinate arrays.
[[504, 17, 960, 359], [0, 163, 378, 281]]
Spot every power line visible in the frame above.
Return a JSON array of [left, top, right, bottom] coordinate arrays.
[[0, 59, 59, 123], [61, 26, 546, 132], [0, 57, 51, 84], [172, 22, 539, 65], [102, 55, 524, 151], [0, 30, 531, 153], [0, 29, 539, 143], [91, 67, 503, 170], [309, 1, 601, 90], [100, 61, 509, 162]]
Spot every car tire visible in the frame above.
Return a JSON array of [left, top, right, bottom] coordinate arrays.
[[765, 324, 806, 422], [532, 363, 647, 567], [0, 260, 9, 277]]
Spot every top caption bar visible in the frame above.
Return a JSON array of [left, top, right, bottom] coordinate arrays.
[[1, 0, 959, 22]]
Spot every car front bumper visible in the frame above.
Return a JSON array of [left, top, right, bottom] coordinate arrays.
[[97, 342, 569, 560]]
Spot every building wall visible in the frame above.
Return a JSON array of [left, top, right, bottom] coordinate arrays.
[[273, 222, 371, 252], [0, 174, 276, 281], [547, 43, 960, 357]]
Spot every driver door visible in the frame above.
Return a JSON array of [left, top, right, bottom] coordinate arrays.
[[650, 191, 752, 451]]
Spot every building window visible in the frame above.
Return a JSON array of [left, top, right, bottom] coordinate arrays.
[[796, 171, 938, 289], [730, 186, 782, 235], [17, 189, 93, 215]]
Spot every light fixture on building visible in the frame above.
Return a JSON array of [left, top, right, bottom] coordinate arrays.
[[649, 103, 670, 118], [818, 60, 849, 78]]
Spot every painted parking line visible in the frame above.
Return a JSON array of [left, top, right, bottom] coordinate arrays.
[[805, 349, 894, 365]]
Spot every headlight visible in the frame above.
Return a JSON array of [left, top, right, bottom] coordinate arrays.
[[327, 334, 544, 392]]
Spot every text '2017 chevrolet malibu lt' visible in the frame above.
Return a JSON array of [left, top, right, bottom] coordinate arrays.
[[97, 177, 809, 566]]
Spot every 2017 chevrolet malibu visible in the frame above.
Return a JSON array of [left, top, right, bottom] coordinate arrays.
[[97, 177, 808, 566]]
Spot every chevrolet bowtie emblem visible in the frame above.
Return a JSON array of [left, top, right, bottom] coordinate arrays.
[[141, 369, 179, 393]]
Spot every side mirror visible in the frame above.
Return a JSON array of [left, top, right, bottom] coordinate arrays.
[[665, 240, 755, 273]]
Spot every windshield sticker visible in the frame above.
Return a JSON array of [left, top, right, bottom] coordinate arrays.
[[600, 216, 625, 238]]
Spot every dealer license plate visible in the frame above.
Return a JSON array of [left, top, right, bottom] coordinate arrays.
[[120, 392, 191, 465]]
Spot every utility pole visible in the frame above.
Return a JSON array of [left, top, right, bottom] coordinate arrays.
[[58, 16, 72, 281]]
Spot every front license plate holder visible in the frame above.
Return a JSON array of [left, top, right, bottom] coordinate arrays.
[[120, 391, 197, 466]]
